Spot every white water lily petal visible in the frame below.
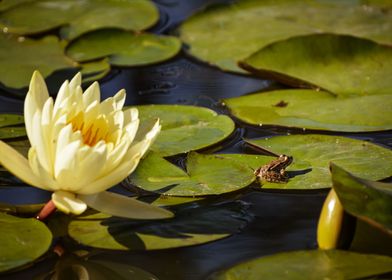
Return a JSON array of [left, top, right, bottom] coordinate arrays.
[[113, 89, 126, 110], [28, 148, 58, 191], [55, 140, 82, 187], [52, 191, 87, 215], [24, 71, 49, 143], [1, 71, 160, 216], [79, 192, 173, 219], [76, 152, 142, 195], [69, 72, 81, 91], [82, 82, 100, 109], [0, 141, 43, 189]]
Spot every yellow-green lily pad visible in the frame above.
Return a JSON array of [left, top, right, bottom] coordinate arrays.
[[136, 105, 235, 156], [0, 114, 26, 139], [241, 34, 392, 96], [209, 250, 392, 280], [68, 201, 252, 250], [179, 0, 392, 72], [0, 34, 76, 89], [66, 29, 181, 67], [129, 152, 274, 196], [223, 89, 392, 132], [0, 212, 52, 272], [0, 0, 158, 40], [331, 163, 392, 235], [247, 134, 392, 190]]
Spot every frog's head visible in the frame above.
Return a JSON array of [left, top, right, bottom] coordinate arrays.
[[279, 154, 293, 166]]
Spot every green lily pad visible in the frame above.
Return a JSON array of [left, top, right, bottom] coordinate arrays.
[[129, 152, 271, 196], [0, 34, 76, 89], [68, 200, 252, 250], [179, 0, 392, 72], [0, 114, 23, 127], [208, 250, 392, 280], [241, 34, 392, 96], [331, 163, 392, 235], [66, 29, 181, 66], [0, 212, 52, 272], [50, 255, 158, 280], [80, 58, 111, 84], [0, 0, 158, 39], [223, 89, 392, 132], [0, 114, 26, 139], [136, 105, 235, 156], [247, 134, 392, 190]]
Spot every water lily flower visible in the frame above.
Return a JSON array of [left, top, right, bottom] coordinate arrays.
[[0, 71, 171, 218]]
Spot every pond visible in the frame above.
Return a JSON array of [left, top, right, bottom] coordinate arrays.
[[0, 0, 391, 279]]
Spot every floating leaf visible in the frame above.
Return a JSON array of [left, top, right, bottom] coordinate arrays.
[[0, 114, 23, 127], [0, 34, 76, 89], [136, 105, 235, 156], [129, 152, 270, 196], [0, 0, 158, 39], [209, 250, 392, 280], [241, 34, 392, 96], [0, 127, 26, 139], [66, 29, 181, 66], [51, 255, 158, 280], [80, 58, 111, 84], [224, 89, 392, 132], [68, 200, 252, 250], [331, 163, 392, 235], [179, 0, 392, 72], [0, 212, 52, 272], [247, 134, 392, 189]]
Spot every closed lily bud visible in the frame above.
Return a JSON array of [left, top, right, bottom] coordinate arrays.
[[0, 71, 161, 215], [317, 188, 344, 249]]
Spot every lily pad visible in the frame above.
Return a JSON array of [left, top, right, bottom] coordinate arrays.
[[66, 29, 181, 66], [0, 114, 23, 127], [208, 250, 392, 280], [80, 58, 111, 84], [247, 134, 392, 189], [0, 34, 76, 89], [0, 0, 158, 39], [223, 89, 392, 132], [51, 255, 158, 280], [179, 0, 392, 72], [129, 152, 271, 196], [0, 212, 52, 272], [136, 105, 235, 156], [241, 34, 392, 96], [0, 114, 26, 139], [68, 200, 252, 250], [331, 163, 392, 235]]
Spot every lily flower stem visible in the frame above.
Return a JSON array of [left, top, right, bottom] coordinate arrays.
[[36, 199, 57, 221]]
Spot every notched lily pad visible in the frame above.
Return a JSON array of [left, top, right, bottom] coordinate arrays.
[[240, 34, 392, 96], [223, 89, 392, 132], [208, 250, 392, 280], [68, 200, 252, 250], [0, 114, 26, 139], [136, 104, 235, 156], [66, 29, 181, 67], [247, 134, 392, 190], [128, 152, 271, 196], [331, 163, 392, 235], [0, 0, 158, 39], [179, 0, 392, 72], [0, 212, 52, 272], [0, 34, 76, 89]]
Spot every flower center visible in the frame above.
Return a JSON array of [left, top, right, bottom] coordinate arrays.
[[69, 112, 110, 146]]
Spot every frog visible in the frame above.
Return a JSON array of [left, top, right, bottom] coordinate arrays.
[[254, 154, 293, 183]]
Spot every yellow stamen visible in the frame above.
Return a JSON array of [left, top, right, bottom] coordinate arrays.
[[68, 113, 111, 146]]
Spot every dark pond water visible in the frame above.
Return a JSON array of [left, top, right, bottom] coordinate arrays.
[[0, 1, 391, 279]]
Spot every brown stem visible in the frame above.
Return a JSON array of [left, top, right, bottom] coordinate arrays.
[[36, 199, 56, 221]]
